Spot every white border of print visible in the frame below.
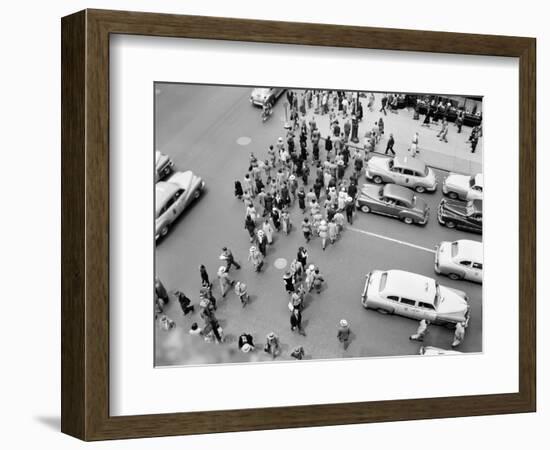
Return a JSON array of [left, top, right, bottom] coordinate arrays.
[[109, 35, 519, 416]]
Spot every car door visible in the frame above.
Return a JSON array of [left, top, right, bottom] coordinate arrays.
[[470, 261, 483, 282], [397, 297, 421, 319], [458, 260, 473, 280], [378, 196, 396, 216], [418, 301, 438, 322], [390, 166, 406, 185], [400, 168, 416, 188]]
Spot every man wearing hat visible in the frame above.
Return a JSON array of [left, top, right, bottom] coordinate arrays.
[[238, 333, 255, 352], [217, 266, 235, 298], [337, 319, 351, 350]]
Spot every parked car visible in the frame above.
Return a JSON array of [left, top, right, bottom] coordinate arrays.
[[365, 155, 437, 193], [437, 199, 482, 234], [361, 269, 470, 327], [155, 171, 205, 240], [419, 346, 462, 356], [155, 150, 174, 182], [435, 239, 483, 283], [356, 183, 429, 225], [250, 87, 285, 107], [442, 173, 483, 201]]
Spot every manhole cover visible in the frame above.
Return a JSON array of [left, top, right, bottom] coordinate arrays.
[[237, 136, 252, 146], [274, 258, 288, 270]]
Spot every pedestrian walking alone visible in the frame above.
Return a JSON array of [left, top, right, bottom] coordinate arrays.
[[220, 247, 241, 271], [385, 133, 396, 155], [264, 332, 281, 358], [199, 264, 210, 287], [337, 319, 351, 350], [234, 180, 243, 200], [281, 208, 291, 235], [409, 319, 429, 341], [248, 245, 264, 272], [290, 308, 306, 336], [234, 281, 249, 307], [174, 291, 195, 316], [452, 322, 466, 347], [257, 229, 268, 257], [312, 268, 325, 294], [283, 271, 295, 295], [217, 266, 234, 298]]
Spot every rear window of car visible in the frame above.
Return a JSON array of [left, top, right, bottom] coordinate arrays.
[[379, 272, 388, 291], [451, 242, 458, 257]]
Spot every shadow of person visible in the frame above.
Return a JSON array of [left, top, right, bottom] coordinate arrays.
[[34, 416, 60, 431]]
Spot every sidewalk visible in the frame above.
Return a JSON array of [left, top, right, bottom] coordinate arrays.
[[300, 96, 483, 175]]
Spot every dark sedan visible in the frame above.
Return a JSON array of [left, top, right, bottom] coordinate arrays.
[[437, 198, 482, 234], [357, 183, 429, 225]]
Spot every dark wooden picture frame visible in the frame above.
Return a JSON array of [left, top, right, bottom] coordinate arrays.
[[61, 9, 536, 441]]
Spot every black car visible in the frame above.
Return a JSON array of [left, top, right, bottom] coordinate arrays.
[[437, 199, 482, 234]]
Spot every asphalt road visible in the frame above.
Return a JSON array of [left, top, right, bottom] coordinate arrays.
[[154, 84, 482, 366]]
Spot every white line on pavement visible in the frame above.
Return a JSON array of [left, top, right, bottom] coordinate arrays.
[[347, 226, 436, 254]]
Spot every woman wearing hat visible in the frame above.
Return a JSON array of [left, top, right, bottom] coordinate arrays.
[[281, 208, 291, 235], [256, 229, 268, 257], [262, 219, 274, 245], [264, 332, 281, 358], [337, 319, 351, 350], [247, 246, 264, 272], [217, 266, 234, 298], [318, 219, 329, 251]]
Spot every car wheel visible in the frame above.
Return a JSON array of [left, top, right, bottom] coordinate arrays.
[[373, 176, 383, 184], [448, 273, 462, 281], [160, 226, 169, 237], [448, 191, 459, 200], [193, 189, 201, 200], [415, 185, 426, 193], [403, 217, 413, 225], [445, 221, 456, 229], [361, 205, 371, 213], [377, 308, 390, 315]]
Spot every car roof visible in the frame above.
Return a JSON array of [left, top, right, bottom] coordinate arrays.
[[393, 156, 426, 173], [383, 184, 414, 204], [383, 270, 436, 304], [454, 239, 483, 262], [155, 182, 179, 214]]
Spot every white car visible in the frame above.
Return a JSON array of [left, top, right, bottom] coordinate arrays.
[[435, 239, 483, 283], [250, 87, 285, 107], [365, 156, 437, 193], [155, 150, 174, 182], [442, 173, 483, 200], [155, 171, 205, 240], [361, 269, 470, 326], [419, 346, 462, 356]]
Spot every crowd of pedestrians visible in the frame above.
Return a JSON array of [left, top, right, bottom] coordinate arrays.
[[155, 89, 478, 360]]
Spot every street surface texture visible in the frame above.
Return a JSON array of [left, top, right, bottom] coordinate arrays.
[[154, 84, 482, 366]]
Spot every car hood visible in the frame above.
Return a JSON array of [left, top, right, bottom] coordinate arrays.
[[414, 196, 428, 212], [367, 157, 390, 172], [444, 173, 470, 190], [437, 285, 469, 322], [440, 198, 468, 215], [167, 171, 202, 191], [251, 88, 270, 99], [359, 184, 381, 199], [156, 152, 170, 169]]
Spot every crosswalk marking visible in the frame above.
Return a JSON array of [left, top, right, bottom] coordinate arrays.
[[348, 226, 436, 254]]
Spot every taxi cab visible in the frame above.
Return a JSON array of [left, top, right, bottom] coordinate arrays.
[[361, 269, 470, 327], [435, 239, 483, 283], [365, 155, 437, 193], [155, 171, 205, 240]]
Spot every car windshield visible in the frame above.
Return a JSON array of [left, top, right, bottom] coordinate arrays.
[[451, 242, 458, 257], [379, 272, 388, 291], [424, 166, 429, 177], [388, 160, 394, 170], [433, 283, 441, 309]]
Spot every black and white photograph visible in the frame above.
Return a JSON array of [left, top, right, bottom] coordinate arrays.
[[153, 84, 483, 366]]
